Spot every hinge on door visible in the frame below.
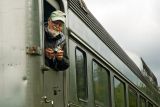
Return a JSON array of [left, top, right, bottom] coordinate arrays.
[[26, 45, 42, 55]]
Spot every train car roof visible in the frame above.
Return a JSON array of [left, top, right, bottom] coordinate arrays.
[[68, 0, 158, 89]]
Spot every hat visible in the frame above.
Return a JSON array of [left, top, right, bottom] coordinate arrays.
[[50, 10, 66, 23]]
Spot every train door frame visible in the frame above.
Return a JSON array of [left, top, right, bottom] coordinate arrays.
[[39, 0, 66, 107]]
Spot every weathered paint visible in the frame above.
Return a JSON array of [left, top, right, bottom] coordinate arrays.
[[0, 0, 42, 106]]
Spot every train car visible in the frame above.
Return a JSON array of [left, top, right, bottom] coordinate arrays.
[[0, 0, 160, 107]]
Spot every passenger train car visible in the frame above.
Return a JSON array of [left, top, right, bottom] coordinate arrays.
[[0, 0, 160, 107]]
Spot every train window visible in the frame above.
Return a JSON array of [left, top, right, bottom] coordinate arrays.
[[93, 61, 110, 107], [148, 102, 153, 107], [128, 88, 137, 107], [154, 105, 158, 107], [44, 1, 56, 22], [139, 96, 146, 107], [43, 0, 69, 71], [75, 48, 88, 100], [114, 77, 126, 107]]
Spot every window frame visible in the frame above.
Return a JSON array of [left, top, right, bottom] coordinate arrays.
[[148, 102, 153, 107], [128, 87, 138, 107], [75, 47, 88, 101], [92, 60, 111, 107], [114, 77, 126, 107], [139, 96, 146, 107]]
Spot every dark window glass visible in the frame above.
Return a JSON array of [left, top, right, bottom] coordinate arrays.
[[44, 1, 56, 22], [93, 61, 110, 107], [154, 105, 158, 107], [128, 88, 137, 107], [148, 102, 153, 107], [139, 97, 146, 107], [114, 78, 125, 107], [76, 48, 88, 100]]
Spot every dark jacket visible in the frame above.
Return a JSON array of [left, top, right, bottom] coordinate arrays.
[[44, 26, 69, 71]]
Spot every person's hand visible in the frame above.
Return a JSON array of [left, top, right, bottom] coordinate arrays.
[[55, 49, 64, 61], [45, 48, 55, 59]]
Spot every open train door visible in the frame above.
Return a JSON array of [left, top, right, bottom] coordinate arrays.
[[41, 0, 65, 107]]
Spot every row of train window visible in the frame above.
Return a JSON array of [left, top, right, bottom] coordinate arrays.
[[75, 47, 157, 107]]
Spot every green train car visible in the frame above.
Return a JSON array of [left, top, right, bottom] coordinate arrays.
[[0, 0, 159, 107]]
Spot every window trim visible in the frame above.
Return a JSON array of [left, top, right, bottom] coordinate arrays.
[[139, 96, 146, 107], [128, 87, 138, 107], [148, 102, 153, 107], [75, 47, 88, 101], [92, 60, 111, 107], [114, 77, 126, 107]]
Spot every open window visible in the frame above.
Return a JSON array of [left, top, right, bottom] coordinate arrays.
[[43, 0, 68, 70], [44, 0, 65, 22], [41, 1, 67, 106]]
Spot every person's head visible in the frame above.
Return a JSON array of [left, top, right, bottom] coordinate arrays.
[[48, 10, 66, 37]]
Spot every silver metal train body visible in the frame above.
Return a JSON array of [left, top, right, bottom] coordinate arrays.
[[0, 0, 159, 107]]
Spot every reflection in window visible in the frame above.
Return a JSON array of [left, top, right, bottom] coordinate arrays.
[[114, 78, 125, 107], [128, 88, 137, 107], [139, 97, 146, 107], [76, 48, 88, 100], [93, 61, 110, 107]]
